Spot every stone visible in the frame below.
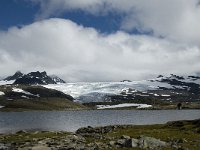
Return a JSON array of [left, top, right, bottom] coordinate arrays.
[[16, 130, 28, 134], [138, 136, 168, 149], [109, 141, 116, 147], [116, 139, 127, 146], [0, 143, 9, 150], [129, 138, 139, 148], [121, 135, 131, 139], [31, 145, 51, 150]]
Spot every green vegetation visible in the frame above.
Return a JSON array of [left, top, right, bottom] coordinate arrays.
[[83, 120, 200, 150], [0, 98, 87, 111], [0, 131, 70, 143]]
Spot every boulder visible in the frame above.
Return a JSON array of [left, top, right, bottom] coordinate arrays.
[[138, 136, 168, 149], [31, 145, 51, 150], [129, 138, 139, 148]]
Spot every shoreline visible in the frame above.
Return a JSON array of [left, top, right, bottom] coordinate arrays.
[[0, 105, 200, 112], [0, 108, 200, 112], [0, 119, 199, 150]]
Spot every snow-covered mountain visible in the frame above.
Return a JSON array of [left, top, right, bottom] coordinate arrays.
[[1, 73, 200, 103], [43, 74, 200, 103], [2, 71, 65, 85]]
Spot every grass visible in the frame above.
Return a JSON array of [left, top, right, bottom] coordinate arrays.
[[0, 131, 70, 143], [0, 98, 87, 112], [101, 120, 200, 150]]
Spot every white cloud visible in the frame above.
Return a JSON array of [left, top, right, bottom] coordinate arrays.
[[0, 18, 200, 81], [30, 0, 200, 46]]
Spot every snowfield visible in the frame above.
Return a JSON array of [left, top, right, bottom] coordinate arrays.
[[97, 103, 152, 109], [43, 81, 174, 102], [42, 78, 192, 102]]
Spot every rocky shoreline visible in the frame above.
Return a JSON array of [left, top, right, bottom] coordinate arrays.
[[0, 119, 200, 150]]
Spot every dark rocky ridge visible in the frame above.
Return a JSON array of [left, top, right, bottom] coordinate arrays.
[[4, 71, 23, 81], [4, 71, 65, 85]]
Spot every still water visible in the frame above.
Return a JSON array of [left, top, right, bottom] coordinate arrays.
[[0, 110, 199, 133]]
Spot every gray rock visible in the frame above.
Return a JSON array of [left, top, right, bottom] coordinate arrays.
[[16, 130, 28, 134], [0, 143, 9, 150], [66, 134, 86, 143], [138, 136, 168, 149], [129, 138, 139, 148], [109, 141, 116, 147], [116, 139, 127, 146], [31, 145, 51, 150], [76, 126, 115, 135], [121, 135, 131, 139]]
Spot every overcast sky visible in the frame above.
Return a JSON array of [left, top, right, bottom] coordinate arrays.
[[0, 0, 200, 82]]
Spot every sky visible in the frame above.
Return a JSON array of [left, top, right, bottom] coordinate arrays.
[[0, 0, 200, 82]]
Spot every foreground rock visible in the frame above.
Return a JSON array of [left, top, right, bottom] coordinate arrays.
[[0, 133, 168, 150], [116, 135, 168, 149]]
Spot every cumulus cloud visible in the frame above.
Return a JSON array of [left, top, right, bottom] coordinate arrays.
[[30, 0, 200, 46], [0, 18, 200, 81]]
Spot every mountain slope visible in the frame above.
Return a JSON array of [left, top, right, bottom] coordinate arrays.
[[0, 85, 87, 111]]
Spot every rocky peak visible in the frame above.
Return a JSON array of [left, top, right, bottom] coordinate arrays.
[[27, 71, 47, 78], [169, 74, 184, 80], [50, 75, 66, 83], [2, 71, 66, 85], [14, 71, 57, 85], [4, 71, 23, 81]]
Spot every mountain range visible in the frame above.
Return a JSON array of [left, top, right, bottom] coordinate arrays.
[[1, 72, 200, 103]]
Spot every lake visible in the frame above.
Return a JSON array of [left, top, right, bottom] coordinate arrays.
[[0, 110, 199, 133]]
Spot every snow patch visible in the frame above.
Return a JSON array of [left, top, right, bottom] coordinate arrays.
[[0, 91, 5, 96], [12, 88, 40, 97], [21, 95, 29, 99], [161, 94, 170, 97], [0, 80, 15, 85], [97, 103, 152, 109], [154, 93, 159, 96], [0, 106, 5, 109]]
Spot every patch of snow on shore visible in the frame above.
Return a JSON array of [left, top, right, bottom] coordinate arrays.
[[97, 103, 152, 109]]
